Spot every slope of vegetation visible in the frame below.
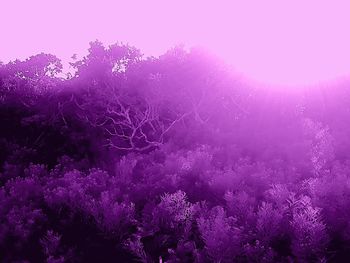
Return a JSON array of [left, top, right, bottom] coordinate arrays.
[[1, 41, 350, 262]]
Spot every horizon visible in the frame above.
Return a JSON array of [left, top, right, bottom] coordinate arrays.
[[2, 0, 350, 88]]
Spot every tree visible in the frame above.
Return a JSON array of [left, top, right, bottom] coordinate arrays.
[[70, 40, 142, 82]]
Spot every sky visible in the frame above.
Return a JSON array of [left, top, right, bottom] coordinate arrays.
[[1, 0, 350, 88]]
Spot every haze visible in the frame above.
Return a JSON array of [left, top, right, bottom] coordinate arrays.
[[1, 0, 350, 87]]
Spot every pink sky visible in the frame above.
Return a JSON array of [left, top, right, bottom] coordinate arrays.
[[2, 0, 350, 87]]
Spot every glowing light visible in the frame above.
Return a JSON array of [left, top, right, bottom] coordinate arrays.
[[1, 0, 350, 88]]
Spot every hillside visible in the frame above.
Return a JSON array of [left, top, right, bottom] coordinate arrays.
[[1, 41, 350, 262]]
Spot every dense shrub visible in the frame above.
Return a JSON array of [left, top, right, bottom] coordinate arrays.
[[1, 41, 350, 262]]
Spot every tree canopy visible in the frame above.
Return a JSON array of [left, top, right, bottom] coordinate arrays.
[[1, 41, 350, 262]]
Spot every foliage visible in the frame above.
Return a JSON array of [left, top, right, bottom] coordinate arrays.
[[0, 40, 349, 262]]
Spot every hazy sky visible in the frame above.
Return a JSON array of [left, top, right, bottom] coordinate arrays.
[[2, 0, 350, 87]]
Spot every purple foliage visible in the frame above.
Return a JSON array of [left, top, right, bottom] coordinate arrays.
[[0, 41, 349, 262]]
